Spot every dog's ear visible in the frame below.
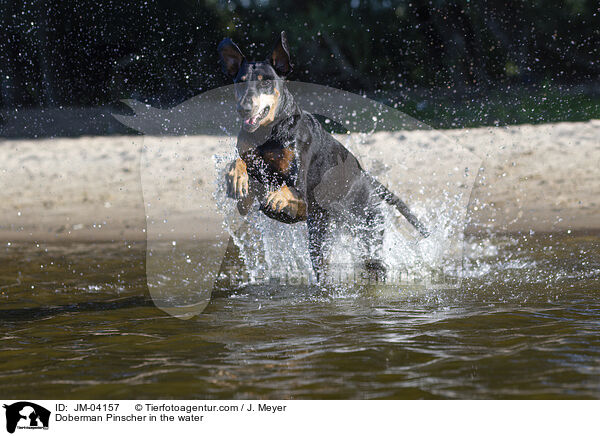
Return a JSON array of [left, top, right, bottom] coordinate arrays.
[[218, 38, 245, 79], [270, 31, 292, 77]]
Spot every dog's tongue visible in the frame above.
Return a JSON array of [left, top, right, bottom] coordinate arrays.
[[245, 116, 258, 125]]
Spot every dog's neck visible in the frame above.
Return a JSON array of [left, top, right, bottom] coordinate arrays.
[[269, 86, 302, 136]]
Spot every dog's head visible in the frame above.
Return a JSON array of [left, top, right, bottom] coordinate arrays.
[[218, 31, 292, 132]]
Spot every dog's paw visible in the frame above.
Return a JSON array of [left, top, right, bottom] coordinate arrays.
[[265, 188, 294, 215], [265, 185, 306, 220], [226, 158, 248, 199]]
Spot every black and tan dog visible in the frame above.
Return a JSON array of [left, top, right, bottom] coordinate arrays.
[[218, 31, 428, 281]]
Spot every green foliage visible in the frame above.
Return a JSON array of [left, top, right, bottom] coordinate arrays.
[[394, 86, 600, 129], [0, 0, 598, 127]]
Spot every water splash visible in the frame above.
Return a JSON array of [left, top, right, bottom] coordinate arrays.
[[214, 131, 475, 292], [115, 81, 481, 316]]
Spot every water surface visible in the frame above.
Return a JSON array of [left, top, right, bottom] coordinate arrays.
[[1, 233, 598, 399]]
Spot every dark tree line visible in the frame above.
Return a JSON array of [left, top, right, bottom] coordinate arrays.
[[0, 0, 598, 110]]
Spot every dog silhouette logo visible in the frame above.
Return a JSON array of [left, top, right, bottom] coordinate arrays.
[[3, 402, 50, 434]]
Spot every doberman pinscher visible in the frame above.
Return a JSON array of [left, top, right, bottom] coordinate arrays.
[[218, 31, 428, 281]]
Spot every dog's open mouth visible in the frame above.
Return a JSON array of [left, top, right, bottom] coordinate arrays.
[[244, 106, 270, 127]]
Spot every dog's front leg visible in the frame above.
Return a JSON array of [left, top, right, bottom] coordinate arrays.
[[306, 207, 332, 282], [226, 158, 249, 199], [264, 184, 307, 221]]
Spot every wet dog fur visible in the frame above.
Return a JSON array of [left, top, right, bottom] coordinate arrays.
[[219, 31, 428, 281]]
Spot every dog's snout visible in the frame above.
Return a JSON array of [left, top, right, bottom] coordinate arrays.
[[238, 99, 254, 117]]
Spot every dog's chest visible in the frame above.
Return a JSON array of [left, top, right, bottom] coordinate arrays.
[[257, 137, 298, 178]]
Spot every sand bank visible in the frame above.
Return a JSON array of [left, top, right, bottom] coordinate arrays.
[[0, 120, 598, 242]]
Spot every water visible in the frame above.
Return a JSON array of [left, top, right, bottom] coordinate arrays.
[[0, 232, 598, 399]]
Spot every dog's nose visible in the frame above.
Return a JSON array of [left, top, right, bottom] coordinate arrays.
[[238, 106, 253, 119], [238, 107, 252, 117], [238, 97, 254, 115]]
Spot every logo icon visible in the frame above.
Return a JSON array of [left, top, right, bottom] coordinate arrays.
[[3, 402, 50, 434]]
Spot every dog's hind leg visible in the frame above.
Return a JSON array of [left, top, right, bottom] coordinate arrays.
[[344, 176, 387, 282], [357, 204, 387, 283]]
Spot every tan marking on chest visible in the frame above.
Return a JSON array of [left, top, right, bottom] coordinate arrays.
[[262, 146, 295, 174]]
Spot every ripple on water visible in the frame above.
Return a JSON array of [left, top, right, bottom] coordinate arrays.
[[0, 233, 598, 398]]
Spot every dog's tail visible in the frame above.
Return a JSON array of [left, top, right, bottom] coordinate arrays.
[[369, 176, 430, 238]]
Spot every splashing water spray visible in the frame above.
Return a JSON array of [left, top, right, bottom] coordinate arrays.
[[114, 82, 481, 319]]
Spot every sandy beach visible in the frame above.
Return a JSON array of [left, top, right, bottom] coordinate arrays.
[[0, 120, 598, 242]]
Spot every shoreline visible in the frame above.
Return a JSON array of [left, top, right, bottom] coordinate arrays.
[[1, 120, 598, 243]]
